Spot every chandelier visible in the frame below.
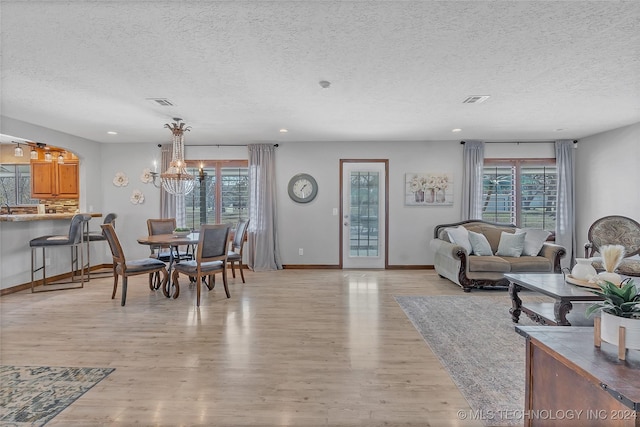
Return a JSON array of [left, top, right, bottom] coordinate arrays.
[[160, 118, 195, 196]]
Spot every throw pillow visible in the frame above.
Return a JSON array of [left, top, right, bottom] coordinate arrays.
[[446, 226, 472, 254], [495, 231, 526, 257], [517, 228, 552, 256], [468, 231, 493, 256]]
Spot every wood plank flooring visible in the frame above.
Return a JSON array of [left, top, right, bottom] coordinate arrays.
[[1, 269, 494, 426]]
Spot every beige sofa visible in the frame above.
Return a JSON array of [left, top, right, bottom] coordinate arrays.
[[429, 220, 566, 292]]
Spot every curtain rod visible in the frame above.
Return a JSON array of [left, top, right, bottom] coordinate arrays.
[[158, 143, 279, 148], [460, 140, 577, 144]]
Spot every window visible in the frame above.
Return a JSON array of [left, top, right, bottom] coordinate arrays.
[[482, 159, 557, 231], [184, 160, 248, 229], [0, 164, 37, 206]]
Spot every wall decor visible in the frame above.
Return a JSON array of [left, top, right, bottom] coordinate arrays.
[[130, 189, 145, 205], [140, 168, 153, 184], [405, 172, 453, 206], [113, 171, 129, 187]]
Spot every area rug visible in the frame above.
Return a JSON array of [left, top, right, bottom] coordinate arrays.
[[395, 295, 535, 427], [0, 365, 114, 426]]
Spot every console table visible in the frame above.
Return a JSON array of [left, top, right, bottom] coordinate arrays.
[[516, 326, 639, 426]]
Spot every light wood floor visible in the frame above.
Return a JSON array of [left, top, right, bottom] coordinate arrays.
[[1, 269, 497, 426]]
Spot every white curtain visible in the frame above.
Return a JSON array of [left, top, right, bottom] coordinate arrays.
[[461, 140, 485, 220], [247, 144, 282, 271], [555, 140, 576, 269]]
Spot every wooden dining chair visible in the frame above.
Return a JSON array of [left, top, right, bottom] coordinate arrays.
[[146, 218, 193, 290], [101, 223, 169, 306], [227, 219, 250, 283], [171, 224, 230, 306]]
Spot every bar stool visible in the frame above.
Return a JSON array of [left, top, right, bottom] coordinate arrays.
[[30, 213, 91, 292], [85, 213, 117, 279]]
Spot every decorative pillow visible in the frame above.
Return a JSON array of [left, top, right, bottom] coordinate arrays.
[[446, 226, 472, 254], [517, 228, 552, 256], [468, 231, 493, 256], [495, 231, 526, 257]]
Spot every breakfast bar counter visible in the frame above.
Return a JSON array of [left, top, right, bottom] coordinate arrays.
[[0, 212, 102, 222]]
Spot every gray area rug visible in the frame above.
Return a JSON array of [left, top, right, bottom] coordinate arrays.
[[0, 365, 114, 426], [396, 295, 535, 427]]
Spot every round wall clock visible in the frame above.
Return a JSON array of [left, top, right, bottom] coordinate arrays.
[[288, 173, 318, 203]]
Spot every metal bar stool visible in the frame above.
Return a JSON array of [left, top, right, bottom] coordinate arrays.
[[29, 213, 92, 292], [85, 213, 117, 279]]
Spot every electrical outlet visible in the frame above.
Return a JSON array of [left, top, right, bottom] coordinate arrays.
[[298, 248, 303, 256], [332, 208, 338, 216]]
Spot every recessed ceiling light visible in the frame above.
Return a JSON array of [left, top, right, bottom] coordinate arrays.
[[107, 131, 118, 135], [451, 128, 462, 133], [279, 128, 288, 133]]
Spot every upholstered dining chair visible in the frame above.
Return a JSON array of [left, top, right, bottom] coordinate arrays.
[[585, 215, 640, 277], [227, 219, 250, 283], [171, 224, 230, 306], [146, 218, 192, 289], [101, 223, 169, 306]]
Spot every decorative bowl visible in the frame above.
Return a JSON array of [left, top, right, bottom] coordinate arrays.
[[173, 230, 191, 238]]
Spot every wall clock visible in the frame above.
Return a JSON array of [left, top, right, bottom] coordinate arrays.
[[288, 173, 318, 203]]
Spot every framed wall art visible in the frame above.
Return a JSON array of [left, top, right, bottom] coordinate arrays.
[[405, 172, 453, 206]]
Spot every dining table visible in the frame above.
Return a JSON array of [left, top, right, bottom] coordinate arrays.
[[137, 232, 200, 298]]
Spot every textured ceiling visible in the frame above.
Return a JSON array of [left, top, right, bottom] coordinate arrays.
[[1, 0, 639, 145]]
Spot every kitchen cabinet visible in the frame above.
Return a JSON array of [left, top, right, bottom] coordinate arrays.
[[31, 159, 79, 199]]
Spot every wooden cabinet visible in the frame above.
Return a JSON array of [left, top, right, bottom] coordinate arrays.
[[31, 160, 79, 199], [517, 327, 639, 427]]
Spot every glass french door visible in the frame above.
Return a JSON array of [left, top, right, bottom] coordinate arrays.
[[341, 160, 387, 269]]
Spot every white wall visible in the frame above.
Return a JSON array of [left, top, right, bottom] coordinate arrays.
[[575, 122, 640, 251]]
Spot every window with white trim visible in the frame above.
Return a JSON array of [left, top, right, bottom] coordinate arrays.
[[184, 160, 249, 229], [482, 159, 557, 232]]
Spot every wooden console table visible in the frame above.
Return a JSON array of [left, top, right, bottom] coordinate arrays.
[[516, 326, 639, 426]]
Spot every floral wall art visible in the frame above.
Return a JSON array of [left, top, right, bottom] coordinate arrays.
[[405, 172, 453, 206]]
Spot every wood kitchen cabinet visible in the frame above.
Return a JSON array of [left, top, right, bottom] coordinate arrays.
[[31, 159, 79, 199]]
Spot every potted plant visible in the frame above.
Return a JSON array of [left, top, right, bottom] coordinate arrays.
[[586, 279, 640, 353]]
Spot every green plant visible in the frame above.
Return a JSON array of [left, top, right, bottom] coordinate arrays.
[[586, 279, 640, 319], [174, 227, 191, 232]]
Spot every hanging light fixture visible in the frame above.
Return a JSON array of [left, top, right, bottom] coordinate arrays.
[[160, 118, 195, 196], [13, 142, 24, 157], [30, 147, 38, 159], [44, 149, 53, 162], [57, 152, 65, 164]]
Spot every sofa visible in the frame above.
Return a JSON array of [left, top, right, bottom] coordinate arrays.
[[429, 220, 566, 292]]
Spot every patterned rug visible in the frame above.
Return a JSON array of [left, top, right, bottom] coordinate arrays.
[[396, 295, 536, 427], [0, 365, 114, 426]]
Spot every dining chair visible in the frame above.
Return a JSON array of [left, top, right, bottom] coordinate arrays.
[[171, 224, 230, 306], [146, 218, 192, 289], [101, 223, 169, 306], [227, 219, 250, 283]]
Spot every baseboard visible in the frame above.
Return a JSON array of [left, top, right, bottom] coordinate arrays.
[[282, 264, 341, 269], [0, 264, 114, 296], [282, 264, 434, 270]]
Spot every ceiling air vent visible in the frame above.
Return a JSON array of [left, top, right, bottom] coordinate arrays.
[[462, 95, 490, 104], [147, 98, 175, 107]]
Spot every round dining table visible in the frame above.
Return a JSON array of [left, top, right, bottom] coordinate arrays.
[[137, 232, 199, 298]]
